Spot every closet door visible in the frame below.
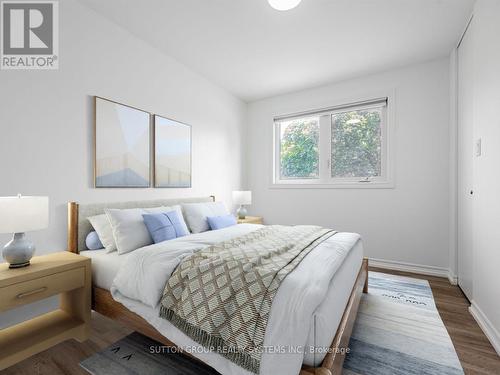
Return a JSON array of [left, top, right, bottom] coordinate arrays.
[[457, 21, 474, 301]]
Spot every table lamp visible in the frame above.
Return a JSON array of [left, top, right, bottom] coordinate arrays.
[[0, 195, 49, 268], [232, 191, 252, 219]]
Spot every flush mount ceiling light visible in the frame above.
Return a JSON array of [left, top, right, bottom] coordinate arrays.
[[268, 0, 302, 11]]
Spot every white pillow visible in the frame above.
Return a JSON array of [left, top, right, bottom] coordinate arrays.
[[88, 214, 116, 253], [106, 205, 185, 255], [181, 202, 229, 234]]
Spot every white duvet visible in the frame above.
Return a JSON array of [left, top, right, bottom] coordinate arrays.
[[110, 224, 360, 375]]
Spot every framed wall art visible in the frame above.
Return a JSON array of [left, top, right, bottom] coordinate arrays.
[[94, 97, 151, 188], [154, 115, 192, 188]]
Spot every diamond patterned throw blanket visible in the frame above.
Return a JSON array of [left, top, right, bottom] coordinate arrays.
[[159, 225, 336, 374]]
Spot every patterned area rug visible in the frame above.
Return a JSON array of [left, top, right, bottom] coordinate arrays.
[[80, 331, 219, 375], [344, 272, 464, 375], [80, 272, 464, 375]]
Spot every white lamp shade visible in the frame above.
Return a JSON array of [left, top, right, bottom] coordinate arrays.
[[0, 196, 49, 233], [232, 191, 252, 205]]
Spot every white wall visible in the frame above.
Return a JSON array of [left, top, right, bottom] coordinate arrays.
[[468, 0, 500, 354], [246, 59, 451, 272], [0, 0, 246, 327]]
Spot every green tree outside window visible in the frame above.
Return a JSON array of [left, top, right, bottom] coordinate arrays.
[[280, 118, 319, 178], [331, 110, 382, 178]]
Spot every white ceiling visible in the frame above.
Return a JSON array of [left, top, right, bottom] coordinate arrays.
[[79, 0, 474, 102]]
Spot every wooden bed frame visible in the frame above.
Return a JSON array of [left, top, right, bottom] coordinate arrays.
[[67, 201, 368, 375]]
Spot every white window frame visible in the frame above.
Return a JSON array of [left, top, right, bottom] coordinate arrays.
[[272, 95, 395, 189]]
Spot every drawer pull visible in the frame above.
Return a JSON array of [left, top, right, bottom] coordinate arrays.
[[17, 287, 48, 299]]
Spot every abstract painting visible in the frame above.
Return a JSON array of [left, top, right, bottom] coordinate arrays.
[[95, 97, 150, 187], [154, 115, 191, 188]]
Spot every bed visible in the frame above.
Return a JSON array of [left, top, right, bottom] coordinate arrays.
[[67, 197, 368, 375]]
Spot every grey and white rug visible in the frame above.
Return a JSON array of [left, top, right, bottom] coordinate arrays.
[[81, 272, 464, 375], [343, 271, 464, 375], [80, 331, 219, 375]]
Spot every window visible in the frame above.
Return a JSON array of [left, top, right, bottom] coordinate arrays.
[[331, 108, 382, 178], [279, 116, 320, 179], [273, 98, 392, 187]]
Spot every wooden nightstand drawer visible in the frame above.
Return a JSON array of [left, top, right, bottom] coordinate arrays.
[[0, 267, 85, 312], [237, 216, 263, 224], [0, 252, 91, 370]]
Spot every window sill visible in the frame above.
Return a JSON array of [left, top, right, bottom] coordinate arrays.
[[269, 181, 395, 189]]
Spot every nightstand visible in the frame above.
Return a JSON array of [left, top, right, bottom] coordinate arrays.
[[0, 252, 91, 370], [237, 216, 263, 224]]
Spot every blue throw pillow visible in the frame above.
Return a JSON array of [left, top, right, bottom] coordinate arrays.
[[207, 214, 237, 230], [143, 210, 189, 244], [86, 231, 104, 250]]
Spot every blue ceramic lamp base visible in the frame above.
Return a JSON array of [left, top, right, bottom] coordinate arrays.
[[3, 232, 35, 268], [236, 205, 248, 219]]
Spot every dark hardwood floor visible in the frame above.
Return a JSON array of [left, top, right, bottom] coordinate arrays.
[[2, 268, 499, 375]]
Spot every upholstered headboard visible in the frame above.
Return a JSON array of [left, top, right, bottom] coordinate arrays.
[[67, 196, 215, 253]]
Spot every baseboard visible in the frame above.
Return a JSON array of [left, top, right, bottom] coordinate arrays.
[[369, 258, 450, 279], [469, 301, 500, 356], [447, 272, 458, 285]]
